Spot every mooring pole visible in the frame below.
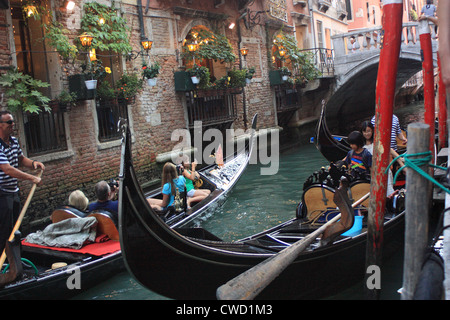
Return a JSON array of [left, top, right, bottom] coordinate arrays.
[[419, 20, 436, 159], [365, 0, 403, 300], [437, 0, 450, 299], [438, 55, 447, 150], [401, 123, 430, 300]]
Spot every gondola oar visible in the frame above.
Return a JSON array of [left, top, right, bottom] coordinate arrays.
[[0, 170, 42, 269], [216, 187, 370, 300]]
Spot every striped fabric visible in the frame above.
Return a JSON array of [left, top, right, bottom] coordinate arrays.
[[0, 136, 23, 192], [371, 115, 402, 151]]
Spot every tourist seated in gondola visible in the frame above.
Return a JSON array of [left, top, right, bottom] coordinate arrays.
[[88, 180, 119, 214], [343, 131, 372, 179], [68, 189, 89, 212], [147, 162, 186, 212], [179, 155, 211, 209]]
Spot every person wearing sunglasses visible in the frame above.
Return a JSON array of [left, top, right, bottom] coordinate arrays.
[[0, 110, 45, 254]]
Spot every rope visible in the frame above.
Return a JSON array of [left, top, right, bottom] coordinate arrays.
[[2, 258, 38, 276], [387, 151, 450, 195]]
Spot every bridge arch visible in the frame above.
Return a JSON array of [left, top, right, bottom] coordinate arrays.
[[326, 22, 438, 133]]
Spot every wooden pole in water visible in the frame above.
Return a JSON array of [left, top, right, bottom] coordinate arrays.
[[365, 0, 403, 300], [419, 20, 435, 159], [401, 123, 430, 300], [437, 55, 447, 150]]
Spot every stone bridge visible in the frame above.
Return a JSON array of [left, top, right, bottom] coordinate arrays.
[[324, 22, 438, 132]]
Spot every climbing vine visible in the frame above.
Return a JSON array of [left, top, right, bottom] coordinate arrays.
[[78, 2, 132, 54], [273, 31, 321, 83]]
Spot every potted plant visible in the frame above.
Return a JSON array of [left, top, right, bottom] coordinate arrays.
[[245, 67, 256, 84], [228, 69, 247, 88], [96, 81, 116, 101], [81, 60, 110, 90], [0, 68, 51, 113], [279, 67, 291, 81], [187, 64, 209, 86], [142, 62, 160, 86], [117, 73, 143, 103], [56, 90, 77, 111]]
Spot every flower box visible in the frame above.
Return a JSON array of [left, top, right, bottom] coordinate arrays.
[[269, 70, 284, 86], [174, 71, 195, 92]]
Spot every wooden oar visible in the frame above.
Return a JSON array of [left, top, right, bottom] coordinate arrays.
[[216, 190, 370, 300], [0, 170, 42, 268]]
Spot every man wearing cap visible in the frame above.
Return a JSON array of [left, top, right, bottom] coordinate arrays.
[[0, 110, 45, 254]]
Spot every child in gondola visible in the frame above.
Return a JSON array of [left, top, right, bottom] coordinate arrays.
[[179, 155, 211, 209], [343, 131, 372, 179]]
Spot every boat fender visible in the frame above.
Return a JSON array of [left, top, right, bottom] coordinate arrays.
[[413, 250, 444, 300]]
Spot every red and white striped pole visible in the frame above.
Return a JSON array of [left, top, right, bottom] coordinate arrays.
[[366, 0, 403, 300], [419, 20, 435, 157]]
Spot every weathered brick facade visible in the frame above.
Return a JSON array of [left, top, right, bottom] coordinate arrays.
[[0, 0, 314, 227]]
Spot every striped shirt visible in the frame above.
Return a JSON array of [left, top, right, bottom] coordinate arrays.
[[371, 115, 402, 151], [0, 136, 23, 193]]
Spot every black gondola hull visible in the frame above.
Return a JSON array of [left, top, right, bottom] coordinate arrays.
[[121, 177, 404, 299], [119, 120, 404, 299], [0, 250, 123, 300]]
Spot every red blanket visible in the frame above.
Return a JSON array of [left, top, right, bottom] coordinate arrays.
[[22, 235, 120, 256]]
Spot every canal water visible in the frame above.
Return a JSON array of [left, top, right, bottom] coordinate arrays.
[[73, 102, 427, 300]]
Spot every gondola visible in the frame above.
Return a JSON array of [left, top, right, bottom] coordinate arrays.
[[119, 119, 406, 300], [0, 209, 123, 300], [0, 117, 255, 300], [145, 115, 257, 228], [314, 101, 408, 163], [314, 101, 350, 162]]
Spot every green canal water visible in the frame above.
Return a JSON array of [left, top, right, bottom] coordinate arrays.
[[73, 102, 428, 300]]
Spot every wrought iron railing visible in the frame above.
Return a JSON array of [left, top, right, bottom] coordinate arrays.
[[274, 86, 302, 112], [96, 98, 128, 142], [300, 47, 335, 77], [184, 89, 239, 128], [23, 101, 68, 156]]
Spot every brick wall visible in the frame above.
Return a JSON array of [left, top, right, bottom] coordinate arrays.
[[1, 0, 284, 226]]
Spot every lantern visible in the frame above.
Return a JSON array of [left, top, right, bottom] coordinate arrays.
[[240, 47, 249, 56], [141, 38, 153, 51], [78, 33, 94, 47]]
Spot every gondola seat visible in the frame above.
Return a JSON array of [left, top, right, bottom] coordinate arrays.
[[51, 206, 88, 223], [87, 211, 119, 241]]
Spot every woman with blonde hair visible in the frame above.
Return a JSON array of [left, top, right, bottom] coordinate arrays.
[[68, 190, 89, 212], [147, 163, 186, 211]]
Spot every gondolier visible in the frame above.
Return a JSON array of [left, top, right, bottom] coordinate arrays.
[[0, 110, 45, 254]]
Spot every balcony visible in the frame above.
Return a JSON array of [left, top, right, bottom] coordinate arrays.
[[184, 89, 239, 129]]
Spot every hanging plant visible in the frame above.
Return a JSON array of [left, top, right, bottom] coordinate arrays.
[[186, 64, 210, 88], [78, 2, 132, 54], [142, 62, 161, 79], [0, 68, 51, 114], [245, 67, 256, 79]]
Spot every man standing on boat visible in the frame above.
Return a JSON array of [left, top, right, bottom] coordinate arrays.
[[371, 114, 407, 151], [0, 110, 45, 254]]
